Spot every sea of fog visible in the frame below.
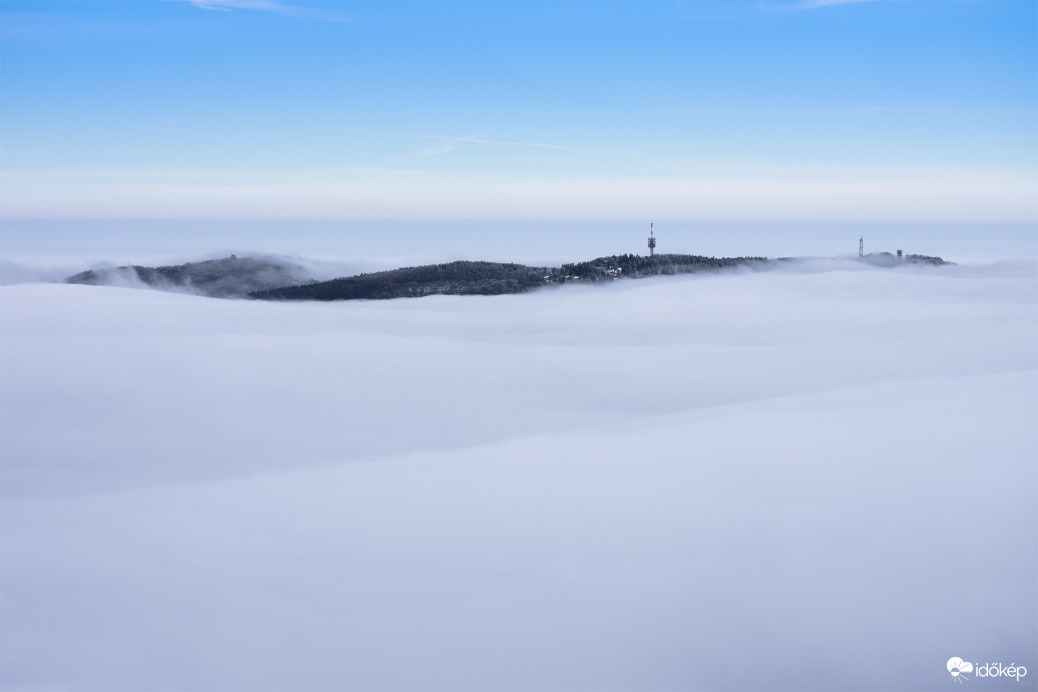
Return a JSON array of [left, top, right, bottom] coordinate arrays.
[[1, 221, 1036, 691], [1, 220, 1036, 285]]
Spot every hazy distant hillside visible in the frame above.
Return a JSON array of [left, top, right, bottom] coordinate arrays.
[[860, 252, 950, 267], [67, 255, 310, 298]]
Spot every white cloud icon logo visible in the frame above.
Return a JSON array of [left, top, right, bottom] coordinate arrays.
[[948, 657, 974, 679]]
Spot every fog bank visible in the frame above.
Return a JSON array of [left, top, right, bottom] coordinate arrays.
[[1, 266, 1035, 691]]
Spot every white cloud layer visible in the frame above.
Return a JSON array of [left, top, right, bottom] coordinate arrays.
[[1, 264, 1035, 690], [2, 164, 1035, 222]]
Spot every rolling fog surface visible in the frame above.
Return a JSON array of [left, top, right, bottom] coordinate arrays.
[[1, 264, 1036, 691]]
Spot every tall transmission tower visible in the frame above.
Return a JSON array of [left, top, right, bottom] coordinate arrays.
[[859, 236, 864, 257], [648, 222, 656, 257]]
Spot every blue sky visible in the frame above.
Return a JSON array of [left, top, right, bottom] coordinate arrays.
[[0, 0, 1035, 221]]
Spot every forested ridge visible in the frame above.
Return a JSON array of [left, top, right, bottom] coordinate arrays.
[[65, 251, 951, 301], [248, 261, 550, 301], [248, 254, 772, 301]]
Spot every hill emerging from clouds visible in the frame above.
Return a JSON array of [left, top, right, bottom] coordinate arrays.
[[250, 252, 950, 301], [64, 251, 952, 301], [66, 255, 314, 298]]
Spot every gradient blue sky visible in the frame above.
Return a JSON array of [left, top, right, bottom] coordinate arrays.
[[1, 0, 1035, 221]]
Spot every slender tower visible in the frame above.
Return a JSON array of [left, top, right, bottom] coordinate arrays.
[[648, 223, 656, 257], [859, 236, 864, 257]]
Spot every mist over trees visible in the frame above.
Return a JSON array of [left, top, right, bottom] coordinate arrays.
[[559, 253, 769, 279], [858, 252, 949, 268], [249, 254, 774, 301], [66, 256, 310, 298], [63, 251, 952, 302]]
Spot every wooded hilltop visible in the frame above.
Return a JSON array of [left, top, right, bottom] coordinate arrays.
[[247, 252, 947, 301], [65, 251, 950, 301]]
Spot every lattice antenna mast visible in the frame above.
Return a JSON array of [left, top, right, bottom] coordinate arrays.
[[859, 236, 864, 257], [648, 222, 656, 257]]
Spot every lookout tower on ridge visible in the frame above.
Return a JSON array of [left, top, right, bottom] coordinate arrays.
[[648, 223, 656, 257]]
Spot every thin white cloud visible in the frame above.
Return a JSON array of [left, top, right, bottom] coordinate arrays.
[[190, 0, 283, 12], [414, 135, 480, 157], [400, 132, 597, 156], [473, 136, 596, 154], [794, 0, 881, 7], [417, 143, 459, 156], [186, 0, 350, 21]]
